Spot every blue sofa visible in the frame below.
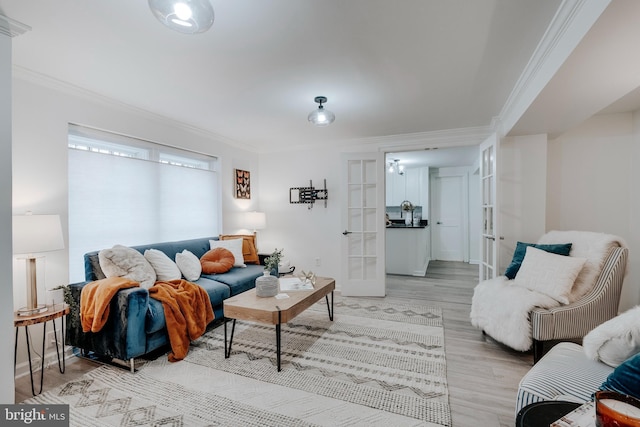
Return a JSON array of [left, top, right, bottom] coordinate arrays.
[[66, 237, 266, 369]]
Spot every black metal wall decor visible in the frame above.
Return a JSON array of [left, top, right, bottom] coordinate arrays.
[[289, 179, 328, 209]]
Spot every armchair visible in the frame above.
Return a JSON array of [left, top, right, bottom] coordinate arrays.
[[470, 230, 628, 363]]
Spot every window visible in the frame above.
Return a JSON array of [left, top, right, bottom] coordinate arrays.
[[68, 124, 220, 282]]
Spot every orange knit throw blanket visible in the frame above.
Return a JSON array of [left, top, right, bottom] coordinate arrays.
[[81, 277, 140, 333], [149, 279, 214, 362]]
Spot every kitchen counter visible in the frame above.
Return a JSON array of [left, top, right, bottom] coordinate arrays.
[[385, 225, 430, 276], [386, 220, 428, 229]]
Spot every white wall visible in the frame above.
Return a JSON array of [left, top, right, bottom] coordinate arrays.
[[1, 32, 15, 404], [546, 113, 637, 311], [10, 77, 260, 375], [257, 148, 342, 284], [499, 134, 548, 271]]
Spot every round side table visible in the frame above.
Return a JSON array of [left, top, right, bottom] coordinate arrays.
[[14, 304, 70, 396], [516, 401, 582, 427]]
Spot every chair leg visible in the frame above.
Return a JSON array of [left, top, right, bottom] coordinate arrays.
[[533, 339, 544, 364]]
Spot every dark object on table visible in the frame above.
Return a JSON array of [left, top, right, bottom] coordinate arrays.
[[515, 401, 582, 427]]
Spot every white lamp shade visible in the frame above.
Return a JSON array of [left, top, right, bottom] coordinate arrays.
[[13, 214, 65, 255], [245, 211, 266, 231]]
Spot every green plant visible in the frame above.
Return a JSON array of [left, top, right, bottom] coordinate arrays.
[[55, 284, 80, 330], [264, 248, 283, 273]]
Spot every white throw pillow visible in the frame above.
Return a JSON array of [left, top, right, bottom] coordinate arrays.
[[144, 249, 181, 282], [175, 249, 202, 282], [98, 245, 156, 289], [583, 305, 640, 367], [209, 239, 245, 267], [512, 246, 586, 304]]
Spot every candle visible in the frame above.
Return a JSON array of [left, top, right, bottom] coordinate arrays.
[[599, 399, 640, 417], [596, 392, 640, 427]]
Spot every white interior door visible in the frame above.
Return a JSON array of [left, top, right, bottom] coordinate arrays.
[[341, 152, 386, 296], [433, 175, 464, 261], [479, 134, 499, 280]]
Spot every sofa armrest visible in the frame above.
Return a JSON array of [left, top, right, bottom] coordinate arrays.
[[531, 247, 628, 341], [66, 280, 150, 361]]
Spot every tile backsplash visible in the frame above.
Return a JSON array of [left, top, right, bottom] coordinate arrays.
[[386, 205, 422, 220]]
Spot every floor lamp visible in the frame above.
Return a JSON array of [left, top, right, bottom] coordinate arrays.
[[13, 213, 65, 316]]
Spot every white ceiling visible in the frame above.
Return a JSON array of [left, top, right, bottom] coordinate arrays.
[[1, 0, 563, 154]]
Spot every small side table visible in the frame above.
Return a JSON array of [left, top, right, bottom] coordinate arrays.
[[14, 304, 69, 396], [516, 400, 582, 427]]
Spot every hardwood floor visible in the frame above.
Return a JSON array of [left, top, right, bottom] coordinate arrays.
[[15, 261, 533, 426], [386, 261, 533, 427]]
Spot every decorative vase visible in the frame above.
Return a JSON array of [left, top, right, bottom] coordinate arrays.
[[255, 271, 278, 297]]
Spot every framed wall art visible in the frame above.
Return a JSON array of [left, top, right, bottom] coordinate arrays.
[[234, 168, 251, 199]]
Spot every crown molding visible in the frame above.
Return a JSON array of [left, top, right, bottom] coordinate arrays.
[[343, 126, 493, 152], [498, 0, 610, 135], [11, 66, 260, 152], [0, 15, 31, 38]]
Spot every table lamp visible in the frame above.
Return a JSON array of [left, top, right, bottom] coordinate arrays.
[[13, 213, 65, 316], [245, 211, 266, 250]]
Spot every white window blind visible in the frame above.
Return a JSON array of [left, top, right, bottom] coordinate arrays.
[[68, 125, 220, 282]]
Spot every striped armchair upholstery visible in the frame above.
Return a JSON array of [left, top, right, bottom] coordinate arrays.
[[530, 246, 628, 362], [516, 342, 613, 414]]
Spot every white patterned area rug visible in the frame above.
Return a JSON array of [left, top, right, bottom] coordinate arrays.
[[26, 297, 450, 426]]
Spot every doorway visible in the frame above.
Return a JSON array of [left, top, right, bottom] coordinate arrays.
[[432, 173, 465, 261], [385, 147, 481, 273]]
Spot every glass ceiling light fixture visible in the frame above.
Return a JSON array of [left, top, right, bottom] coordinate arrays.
[[148, 0, 214, 34], [388, 159, 404, 175], [308, 96, 335, 127]]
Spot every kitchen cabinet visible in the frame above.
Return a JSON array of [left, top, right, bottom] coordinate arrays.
[[386, 166, 429, 212], [386, 171, 406, 206]]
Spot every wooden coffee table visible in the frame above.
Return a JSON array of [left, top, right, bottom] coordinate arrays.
[[223, 276, 335, 371]]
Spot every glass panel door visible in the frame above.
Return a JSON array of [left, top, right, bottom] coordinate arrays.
[[341, 152, 385, 296]]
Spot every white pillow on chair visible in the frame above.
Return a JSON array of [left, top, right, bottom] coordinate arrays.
[[512, 246, 586, 304]]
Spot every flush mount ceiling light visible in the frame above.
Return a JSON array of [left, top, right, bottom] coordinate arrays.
[[388, 159, 404, 175], [308, 96, 335, 127], [148, 0, 214, 34]]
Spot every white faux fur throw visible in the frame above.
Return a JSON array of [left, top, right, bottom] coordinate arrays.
[[583, 305, 640, 367], [470, 276, 559, 351]]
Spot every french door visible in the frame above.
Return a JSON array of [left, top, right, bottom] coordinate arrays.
[[340, 152, 386, 296], [479, 134, 499, 280]]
